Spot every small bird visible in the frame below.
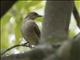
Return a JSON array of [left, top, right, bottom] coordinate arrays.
[[21, 12, 42, 46]]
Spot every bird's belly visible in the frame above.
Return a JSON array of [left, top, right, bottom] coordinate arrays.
[[21, 24, 39, 45]]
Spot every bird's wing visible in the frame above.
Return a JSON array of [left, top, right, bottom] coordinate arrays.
[[33, 23, 40, 38]]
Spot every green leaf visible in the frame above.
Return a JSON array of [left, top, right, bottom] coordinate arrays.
[[1, 24, 10, 49]]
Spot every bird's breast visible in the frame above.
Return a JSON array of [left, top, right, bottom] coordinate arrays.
[[21, 20, 39, 45]]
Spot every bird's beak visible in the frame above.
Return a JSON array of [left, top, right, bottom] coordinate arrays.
[[38, 15, 42, 17]]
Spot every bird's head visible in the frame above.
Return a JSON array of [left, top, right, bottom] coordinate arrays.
[[25, 12, 42, 20]]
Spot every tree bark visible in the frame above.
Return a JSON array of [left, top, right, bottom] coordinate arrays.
[[40, 1, 73, 44]]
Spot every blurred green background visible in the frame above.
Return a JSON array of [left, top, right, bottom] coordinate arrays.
[[0, 1, 80, 55]]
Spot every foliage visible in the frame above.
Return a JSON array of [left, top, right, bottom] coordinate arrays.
[[1, 1, 80, 55], [1, 0, 45, 54]]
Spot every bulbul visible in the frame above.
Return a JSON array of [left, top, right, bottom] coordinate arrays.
[[21, 12, 41, 46]]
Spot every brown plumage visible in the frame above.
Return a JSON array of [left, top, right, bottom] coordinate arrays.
[[21, 12, 41, 45]]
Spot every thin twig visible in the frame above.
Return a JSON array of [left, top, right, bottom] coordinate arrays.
[[1, 42, 31, 56]]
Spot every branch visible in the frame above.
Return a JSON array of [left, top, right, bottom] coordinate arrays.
[[1, 42, 31, 56], [1, 44, 54, 60], [1, 33, 80, 60], [73, 4, 80, 28]]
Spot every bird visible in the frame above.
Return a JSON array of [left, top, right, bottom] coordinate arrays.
[[21, 12, 42, 46]]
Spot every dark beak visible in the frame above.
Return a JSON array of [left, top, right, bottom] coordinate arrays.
[[38, 15, 42, 17]]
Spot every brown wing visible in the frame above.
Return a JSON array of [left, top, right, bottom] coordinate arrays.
[[33, 24, 40, 38]]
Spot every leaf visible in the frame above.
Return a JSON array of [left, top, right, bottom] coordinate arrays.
[[1, 24, 10, 49]]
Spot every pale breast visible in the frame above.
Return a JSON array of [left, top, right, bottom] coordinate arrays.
[[21, 20, 39, 45]]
